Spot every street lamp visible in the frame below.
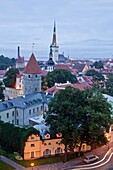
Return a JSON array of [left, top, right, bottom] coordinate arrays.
[[31, 163, 34, 170]]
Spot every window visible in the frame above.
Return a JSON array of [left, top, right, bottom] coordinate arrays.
[[12, 120, 14, 124], [17, 119, 19, 125], [28, 75, 30, 78], [41, 106, 43, 111], [12, 111, 14, 116], [31, 151, 34, 158], [56, 142, 59, 144], [44, 143, 47, 146], [7, 113, 9, 118], [43, 149, 51, 156], [31, 137, 34, 140], [48, 142, 51, 145], [29, 110, 31, 115], [82, 144, 85, 150], [111, 126, 113, 131], [35, 75, 37, 78], [31, 144, 35, 147], [33, 108, 35, 113], [0, 116, 1, 120], [55, 148, 62, 154], [35, 88, 37, 92], [16, 111, 18, 116], [37, 107, 39, 112]]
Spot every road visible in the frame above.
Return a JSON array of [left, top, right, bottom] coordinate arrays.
[[1, 143, 113, 170]]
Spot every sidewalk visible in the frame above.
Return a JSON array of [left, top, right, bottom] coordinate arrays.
[[0, 155, 25, 170]]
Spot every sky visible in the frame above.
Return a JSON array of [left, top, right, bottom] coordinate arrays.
[[0, 0, 113, 60]]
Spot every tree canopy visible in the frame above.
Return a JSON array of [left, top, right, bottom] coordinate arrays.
[[0, 55, 16, 70], [0, 81, 4, 101], [46, 69, 78, 88], [0, 121, 39, 156], [105, 73, 113, 96], [86, 69, 105, 81], [46, 87, 112, 160], [3, 68, 19, 88], [92, 61, 103, 69]]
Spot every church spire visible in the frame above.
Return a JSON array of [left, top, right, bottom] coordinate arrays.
[[52, 21, 57, 46]]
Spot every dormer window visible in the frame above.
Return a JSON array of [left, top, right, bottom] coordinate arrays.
[[56, 133, 62, 137], [45, 134, 50, 139]]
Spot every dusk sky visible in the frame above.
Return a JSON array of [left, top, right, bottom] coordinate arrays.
[[0, 0, 113, 60]]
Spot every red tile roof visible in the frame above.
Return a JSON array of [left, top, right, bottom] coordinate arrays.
[[0, 70, 6, 75], [55, 64, 72, 72], [17, 56, 24, 63], [41, 70, 47, 76], [16, 74, 22, 78], [23, 53, 41, 74], [46, 82, 91, 94]]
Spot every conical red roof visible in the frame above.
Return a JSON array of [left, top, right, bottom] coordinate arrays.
[[23, 53, 41, 74]]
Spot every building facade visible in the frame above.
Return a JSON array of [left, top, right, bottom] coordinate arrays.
[[0, 92, 48, 127], [24, 133, 91, 160]]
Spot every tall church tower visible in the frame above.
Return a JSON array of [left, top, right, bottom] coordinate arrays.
[[23, 53, 41, 95], [50, 21, 59, 63]]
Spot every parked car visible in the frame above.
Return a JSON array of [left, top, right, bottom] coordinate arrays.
[[83, 155, 99, 163]]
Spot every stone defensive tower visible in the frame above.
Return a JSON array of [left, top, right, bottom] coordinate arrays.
[[23, 53, 41, 95]]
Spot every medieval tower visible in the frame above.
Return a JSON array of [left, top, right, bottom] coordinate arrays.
[[23, 53, 41, 95]]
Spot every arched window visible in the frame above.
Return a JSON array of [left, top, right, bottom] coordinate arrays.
[[111, 125, 113, 131], [43, 149, 51, 156], [55, 147, 62, 154]]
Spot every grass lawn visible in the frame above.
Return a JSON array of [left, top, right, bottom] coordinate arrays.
[[16, 156, 64, 167], [0, 160, 15, 170]]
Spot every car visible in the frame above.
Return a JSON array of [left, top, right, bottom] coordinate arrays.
[[83, 155, 99, 163]]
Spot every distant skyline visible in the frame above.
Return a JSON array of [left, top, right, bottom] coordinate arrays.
[[0, 0, 113, 60]]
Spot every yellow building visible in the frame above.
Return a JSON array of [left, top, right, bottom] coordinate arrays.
[[24, 133, 91, 160]]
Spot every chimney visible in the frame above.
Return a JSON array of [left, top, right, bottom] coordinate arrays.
[[17, 46, 20, 58]]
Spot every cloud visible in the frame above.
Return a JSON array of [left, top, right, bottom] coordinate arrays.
[[0, 0, 113, 59]]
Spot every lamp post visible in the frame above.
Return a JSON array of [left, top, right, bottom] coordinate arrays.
[[31, 163, 34, 170]]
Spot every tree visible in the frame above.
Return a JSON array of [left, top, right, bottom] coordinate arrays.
[[105, 73, 113, 96], [0, 55, 16, 70], [76, 88, 112, 152], [86, 69, 105, 81], [3, 68, 19, 88], [46, 87, 82, 161], [0, 81, 4, 101], [46, 87, 112, 160], [92, 61, 103, 69], [46, 69, 78, 88], [0, 121, 39, 156]]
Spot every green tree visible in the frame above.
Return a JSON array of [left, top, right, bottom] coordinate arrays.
[[46, 87, 112, 160], [46, 69, 78, 88], [86, 69, 105, 81], [77, 88, 112, 152], [0, 121, 39, 156], [46, 87, 82, 161], [3, 68, 19, 88], [92, 61, 103, 69], [0, 55, 16, 70], [0, 81, 4, 101], [105, 73, 113, 96]]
